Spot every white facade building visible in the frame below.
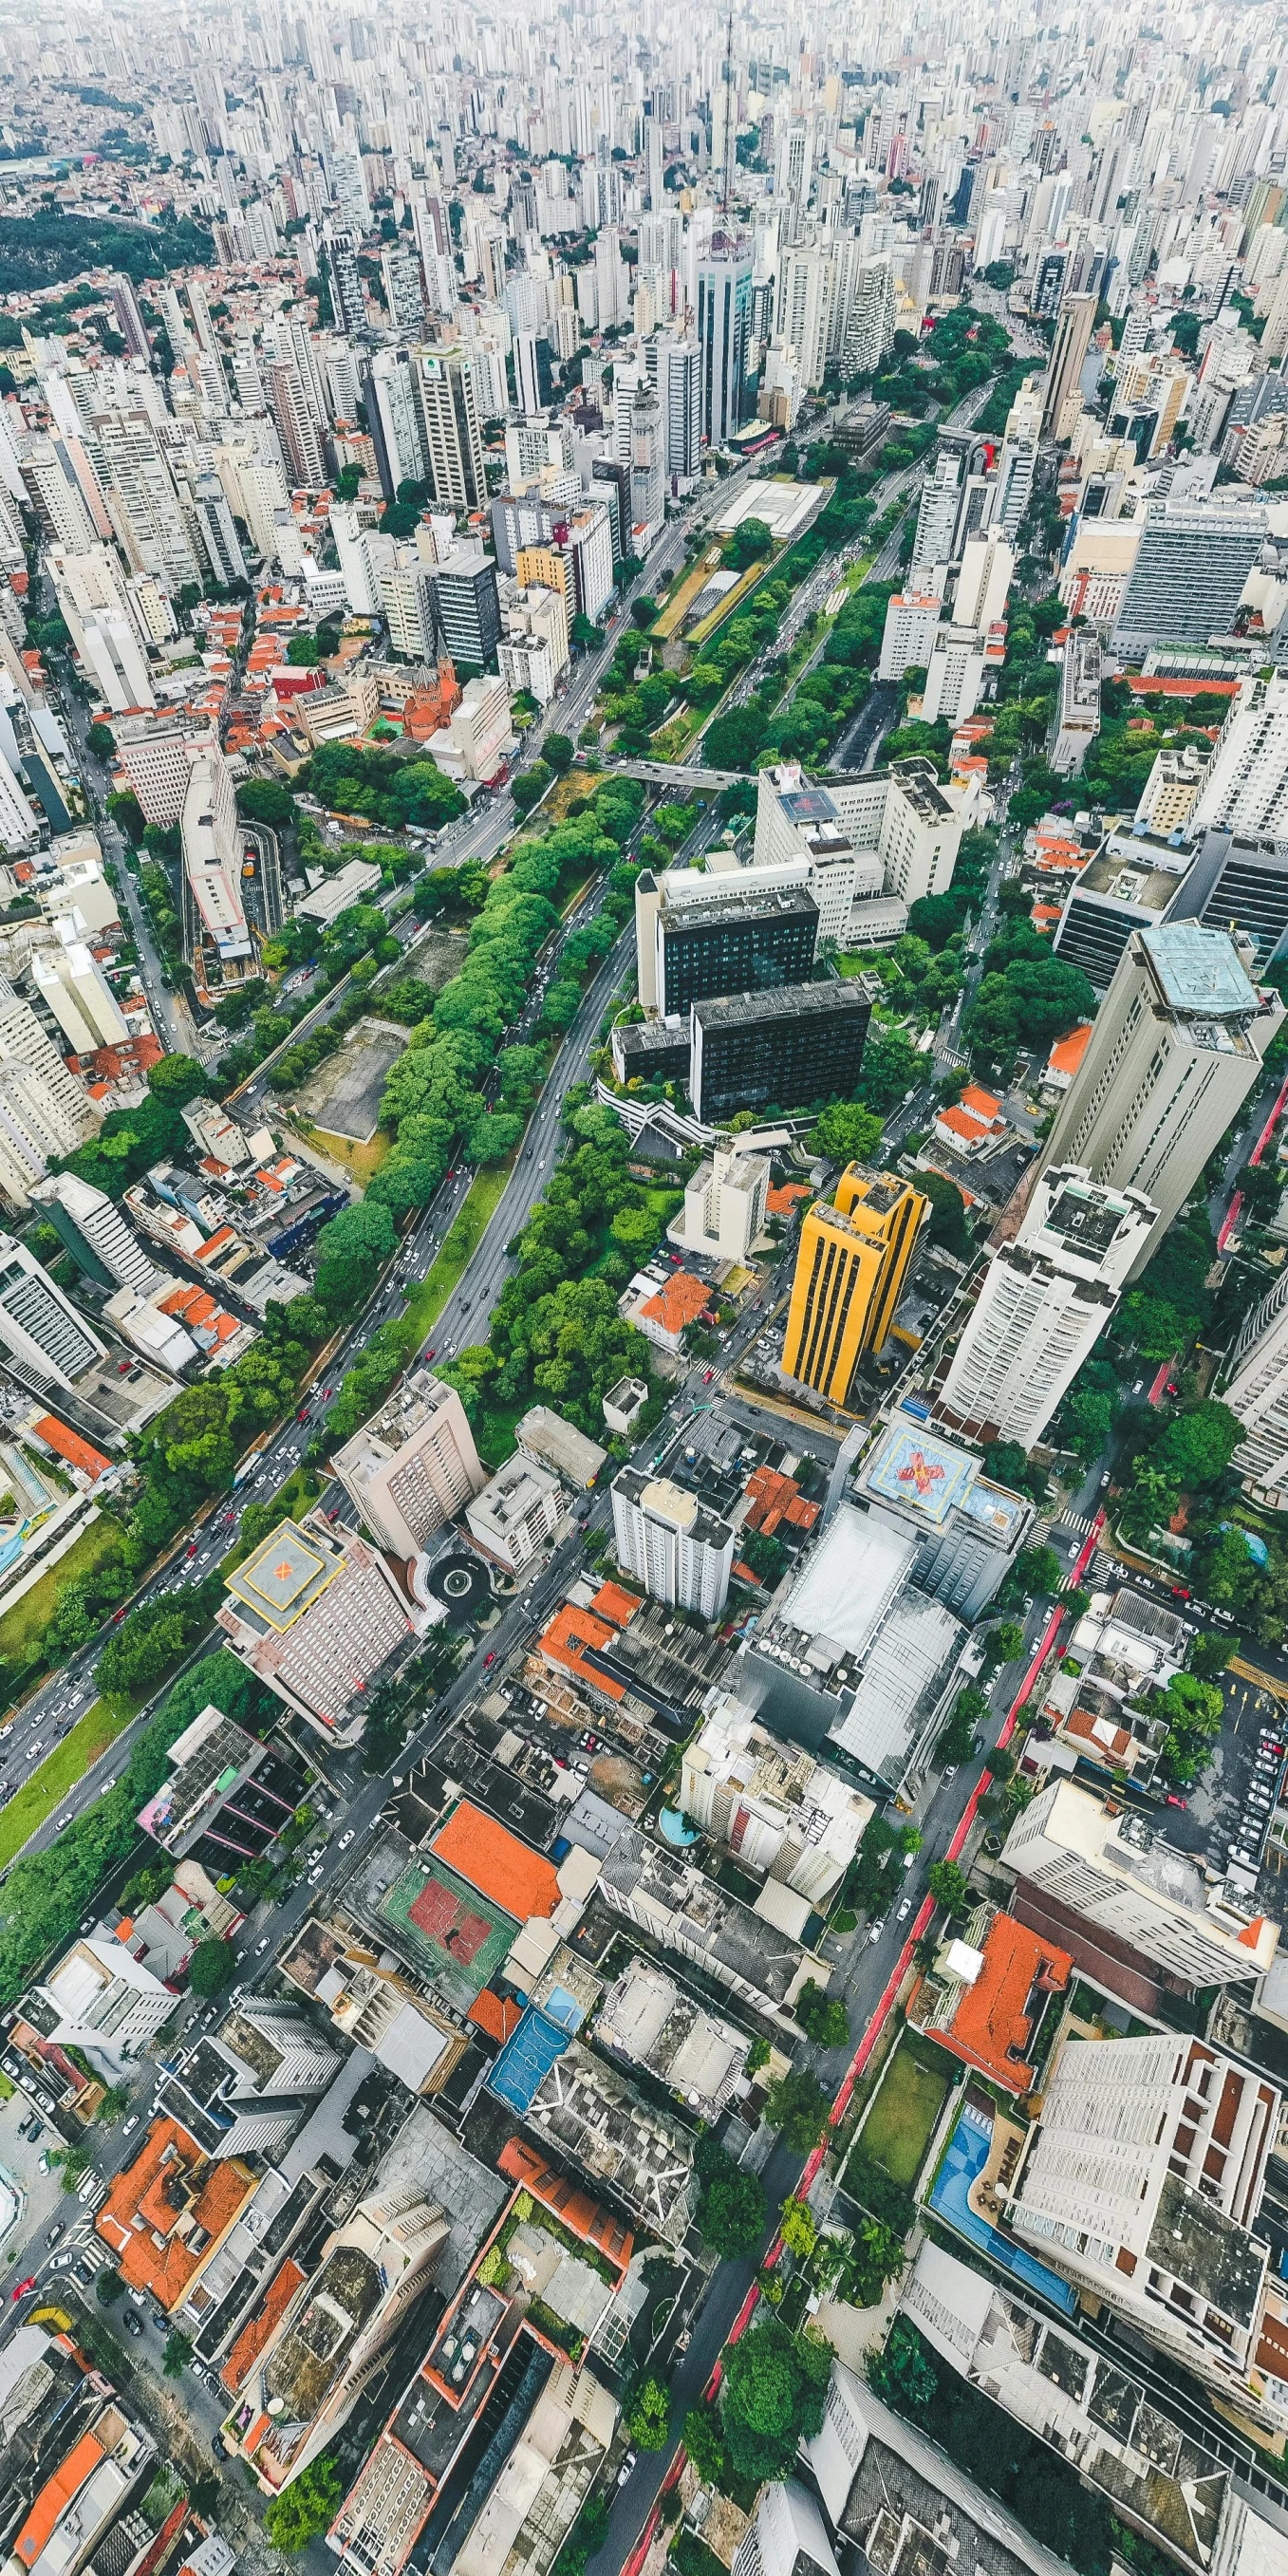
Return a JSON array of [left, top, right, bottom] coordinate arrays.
[[466, 1452, 562, 1569], [35, 1936, 174, 2075], [1009, 2029, 1288, 2437], [1032, 924, 1283, 1277], [681, 1711, 873, 1907], [877, 590, 943, 683], [1001, 1776, 1280, 1992], [668, 1141, 770, 1263], [938, 1166, 1157, 1447], [332, 1370, 485, 1556], [611, 1468, 735, 1617]]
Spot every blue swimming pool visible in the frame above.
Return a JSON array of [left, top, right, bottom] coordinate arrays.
[[929, 2102, 1077, 2314]]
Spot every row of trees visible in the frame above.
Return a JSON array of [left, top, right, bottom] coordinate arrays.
[[439, 1103, 674, 1446], [369, 781, 644, 1218]]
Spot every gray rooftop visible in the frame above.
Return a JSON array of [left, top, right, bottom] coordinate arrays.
[[1145, 2171, 1268, 2326], [693, 978, 879, 1034], [1141, 921, 1258, 1018]]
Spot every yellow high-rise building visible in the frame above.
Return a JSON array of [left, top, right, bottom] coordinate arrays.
[[782, 1167, 928, 1404]]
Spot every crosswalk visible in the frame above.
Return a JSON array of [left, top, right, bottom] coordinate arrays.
[[1059, 1512, 1097, 1538]]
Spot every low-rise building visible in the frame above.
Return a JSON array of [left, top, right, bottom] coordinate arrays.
[[594, 1952, 748, 2120], [597, 1822, 820, 2027], [28, 1936, 174, 2078], [466, 1452, 563, 1569], [96, 2117, 259, 2312], [603, 1376, 648, 1437], [909, 1906, 1072, 2096], [515, 1407, 607, 1492], [136, 1702, 303, 1870]]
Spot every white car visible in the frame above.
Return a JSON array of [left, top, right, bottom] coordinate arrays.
[[897, 1895, 913, 1922], [338, 1830, 354, 1851]]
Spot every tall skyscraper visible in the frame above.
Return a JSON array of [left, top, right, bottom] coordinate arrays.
[[1040, 289, 1097, 436], [31, 1172, 161, 1295], [1221, 1270, 1288, 1502], [937, 1166, 1156, 1447], [0, 1232, 107, 1389], [1008, 2028, 1288, 2439], [782, 1170, 927, 1403], [418, 347, 489, 511], [1112, 504, 1265, 656], [1029, 923, 1282, 1275], [697, 233, 755, 448], [331, 1370, 485, 1555]]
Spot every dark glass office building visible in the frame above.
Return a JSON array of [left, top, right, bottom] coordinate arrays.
[[691, 980, 876, 1121], [657, 888, 819, 1017]]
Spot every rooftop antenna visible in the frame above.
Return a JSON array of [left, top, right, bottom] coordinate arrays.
[[722, 3, 736, 216]]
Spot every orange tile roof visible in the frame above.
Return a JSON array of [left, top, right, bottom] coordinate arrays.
[[936, 1912, 1072, 2096], [539, 1602, 625, 1700], [1064, 1704, 1131, 1760], [743, 1464, 819, 1537], [220, 2258, 306, 2394], [732, 1559, 763, 1585], [639, 1271, 709, 1336], [31, 1415, 110, 1482], [767, 1183, 811, 1215], [14, 2433, 105, 2567], [590, 1578, 642, 1626], [1047, 1023, 1092, 1077], [497, 2138, 633, 2270], [430, 1801, 562, 1921], [937, 1104, 991, 1145], [467, 1989, 525, 2043], [961, 1084, 1001, 1119], [96, 2118, 256, 2308]]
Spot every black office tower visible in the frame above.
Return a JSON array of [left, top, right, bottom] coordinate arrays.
[[691, 979, 877, 1120], [657, 888, 819, 1017]]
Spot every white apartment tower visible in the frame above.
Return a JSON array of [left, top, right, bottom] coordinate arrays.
[[611, 1467, 735, 1617], [331, 1370, 485, 1557], [938, 1166, 1157, 1447], [0, 1231, 107, 1389], [1031, 924, 1283, 1277], [1009, 2030, 1288, 2437], [1188, 670, 1288, 843], [1001, 1777, 1279, 1993], [1222, 1271, 1288, 1503]]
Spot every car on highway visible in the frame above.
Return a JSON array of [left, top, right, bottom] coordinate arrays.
[[897, 1895, 913, 1922], [10, 2277, 35, 2301], [483, 1651, 496, 1667], [46, 2224, 63, 2245]]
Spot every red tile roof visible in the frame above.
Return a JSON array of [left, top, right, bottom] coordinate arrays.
[[430, 1801, 562, 1921], [934, 1912, 1072, 2096]]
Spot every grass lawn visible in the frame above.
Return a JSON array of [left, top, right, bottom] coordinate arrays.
[[853, 2038, 952, 2189], [0, 1691, 140, 1869], [0, 1515, 125, 1677], [302, 1128, 392, 1187], [652, 549, 724, 642], [401, 1164, 514, 1349], [476, 1394, 527, 1472], [545, 772, 604, 823]]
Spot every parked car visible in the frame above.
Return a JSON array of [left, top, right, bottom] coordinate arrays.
[[123, 2310, 142, 2337], [617, 2453, 637, 2488], [896, 1895, 912, 1922], [46, 2224, 63, 2245], [338, 1830, 354, 1851]]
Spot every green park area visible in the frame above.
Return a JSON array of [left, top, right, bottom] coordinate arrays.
[[851, 2038, 952, 2190]]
